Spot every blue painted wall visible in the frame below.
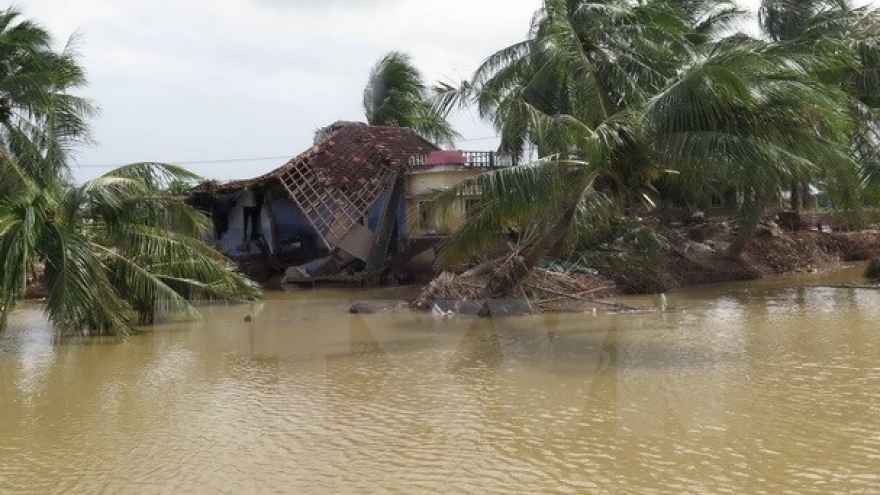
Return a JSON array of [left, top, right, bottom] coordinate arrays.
[[215, 205, 274, 257], [271, 196, 329, 250], [364, 186, 407, 243], [209, 183, 408, 257]]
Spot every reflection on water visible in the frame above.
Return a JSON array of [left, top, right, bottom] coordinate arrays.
[[1, 277, 879, 494]]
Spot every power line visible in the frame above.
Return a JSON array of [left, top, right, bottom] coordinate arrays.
[[457, 135, 501, 142], [74, 155, 292, 169], [73, 136, 504, 169]]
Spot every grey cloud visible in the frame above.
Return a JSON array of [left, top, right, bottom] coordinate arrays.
[[251, 0, 401, 12]]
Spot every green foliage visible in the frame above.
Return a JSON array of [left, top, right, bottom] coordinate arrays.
[[363, 51, 459, 146], [756, 0, 880, 224], [0, 162, 261, 336], [578, 226, 677, 293], [432, 0, 880, 262], [864, 257, 880, 280], [432, 155, 612, 266], [0, 7, 95, 188], [0, 9, 260, 336]]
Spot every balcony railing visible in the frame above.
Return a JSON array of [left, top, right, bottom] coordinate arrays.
[[408, 150, 517, 170]]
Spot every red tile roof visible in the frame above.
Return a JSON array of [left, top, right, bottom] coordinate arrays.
[[192, 122, 438, 194]]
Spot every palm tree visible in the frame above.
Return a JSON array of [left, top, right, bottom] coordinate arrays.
[[433, 0, 857, 277], [431, 0, 696, 283], [646, 38, 855, 255], [759, 0, 829, 41], [758, 0, 880, 224], [0, 161, 260, 336], [0, 9, 260, 336], [363, 51, 458, 145], [759, 0, 840, 216], [438, 0, 746, 211], [0, 7, 93, 187]]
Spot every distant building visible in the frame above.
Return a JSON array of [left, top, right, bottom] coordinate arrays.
[[405, 150, 517, 237]]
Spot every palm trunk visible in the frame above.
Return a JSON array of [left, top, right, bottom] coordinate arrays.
[[790, 180, 803, 213], [485, 202, 579, 299], [725, 221, 759, 260], [726, 187, 770, 260], [522, 203, 578, 269]]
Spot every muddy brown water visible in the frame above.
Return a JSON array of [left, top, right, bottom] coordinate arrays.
[[1, 267, 878, 494]]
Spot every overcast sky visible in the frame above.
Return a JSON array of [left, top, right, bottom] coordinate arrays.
[[15, 0, 876, 183]]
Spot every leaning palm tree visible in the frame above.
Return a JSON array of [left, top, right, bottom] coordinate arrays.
[[363, 51, 458, 145], [432, 0, 857, 283], [646, 38, 856, 255], [438, 0, 745, 210], [0, 7, 93, 188], [758, 0, 880, 223], [427, 0, 684, 289], [0, 161, 260, 336], [432, 1, 664, 244], [0, 9, 260, 336]]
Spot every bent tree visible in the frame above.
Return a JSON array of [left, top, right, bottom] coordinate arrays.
[[435, 0, 874, 279], [0, 8, 259, 336], [363, 51, 459, 146]]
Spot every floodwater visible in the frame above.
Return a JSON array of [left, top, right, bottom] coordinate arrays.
[[1, 268, 878, 495]]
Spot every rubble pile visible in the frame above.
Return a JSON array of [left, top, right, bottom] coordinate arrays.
[[411, 253, 616, 313]]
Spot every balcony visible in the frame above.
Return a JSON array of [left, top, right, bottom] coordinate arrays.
[[407, 150, 517, 170]]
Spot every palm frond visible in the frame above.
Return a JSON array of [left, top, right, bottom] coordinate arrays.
[[363, 51, 458, 145], [0, 198, 39, 329], [433, 155, 598, 264], [102, 162, 203, 190], [41, 223, 135, 335]]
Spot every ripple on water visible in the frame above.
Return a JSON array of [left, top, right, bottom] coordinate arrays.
[[1, 285, 879, 494]]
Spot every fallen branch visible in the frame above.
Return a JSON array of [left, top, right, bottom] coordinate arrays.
[[519, 284, 536, 314], [574, 285, 614, 295], [535, 297, 566, 304], [412, 251, 620, 311], [461, 251, 520, 278], [525, 284, 644, 310]]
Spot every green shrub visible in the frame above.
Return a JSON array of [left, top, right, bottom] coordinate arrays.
[[864, 258, 880, 281]]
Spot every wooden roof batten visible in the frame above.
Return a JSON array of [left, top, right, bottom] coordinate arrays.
[[278, 157, 396, 250]]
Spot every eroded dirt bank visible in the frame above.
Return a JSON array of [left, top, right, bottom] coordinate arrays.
[[411, 219, 880, 312]]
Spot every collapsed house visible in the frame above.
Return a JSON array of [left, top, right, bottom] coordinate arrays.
[[188, 122, 438, 286], [188, 121, 521, 287]]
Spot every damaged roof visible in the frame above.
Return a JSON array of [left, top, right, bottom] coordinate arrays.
[[191, 122, 439, 194]]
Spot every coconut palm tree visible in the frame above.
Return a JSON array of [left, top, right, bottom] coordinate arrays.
[[646, 38, 855, 255], [430, 0, 690, 279], [759, 0, 841, 215], [433, 0, 856, 274], [0, 161, 260, 335], [759, 0, 829, 41], [363, 51, 458, 145], [758, 0, 880, 223], [0, 7, 93, 188], [437, 0, 747, 211], [0, 9, 260, 336]]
